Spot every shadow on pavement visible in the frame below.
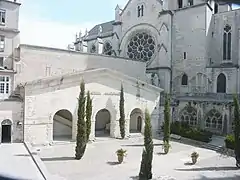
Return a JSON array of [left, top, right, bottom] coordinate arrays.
[[175, 166, 239, 172], [195, 175, 240, 180], [106, 161, 120, 166], [122, 143, 163, 147], [129, 176, 139, 180], [41, 156, 75, 161]]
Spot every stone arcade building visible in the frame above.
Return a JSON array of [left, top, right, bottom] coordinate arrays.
[[1, 0, 240, 145]]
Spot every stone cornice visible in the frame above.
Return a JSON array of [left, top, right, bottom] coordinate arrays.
[[22, 68, 162, 95]]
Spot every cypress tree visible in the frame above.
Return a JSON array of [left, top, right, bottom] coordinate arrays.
[[86, 91, 93, 141], [163, 94, 171, 144], [75, 80, 87, 160], [233, 95, 240, 167], [119, 84, 125, 139], [139, 109, 153, 179]]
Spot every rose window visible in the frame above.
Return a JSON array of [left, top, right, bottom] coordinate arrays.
[[127, 32, 155, 62]]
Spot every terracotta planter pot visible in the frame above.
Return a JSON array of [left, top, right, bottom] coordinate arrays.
[[118, 155, 124, 163], [192, 156, 197, 164]]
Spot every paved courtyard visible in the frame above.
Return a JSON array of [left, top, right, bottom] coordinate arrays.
[[38, 135, 240, 180], [0, 143, 44, 180]]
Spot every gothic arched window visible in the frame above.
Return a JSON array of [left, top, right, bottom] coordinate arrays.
[[127, 32, 156, 62], [205, 109, 222, 130], [217, 73, 226, 93], [103, 42, 113, 56], [179, 106, 197, 126], [223, 24, 231, 60], [181, 73, 188, 85]]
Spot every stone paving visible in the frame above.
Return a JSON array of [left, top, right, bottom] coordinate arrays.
[[38, 136, 240, 180], [0, 143, 44, 180]]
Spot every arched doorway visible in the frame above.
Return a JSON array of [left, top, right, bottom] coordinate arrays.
[[1, 119, 12, 143], [53, 109, 73, 141], [130, 108, 143, 133], [95, 109, 111, 137], [217, 73, 226, 93]]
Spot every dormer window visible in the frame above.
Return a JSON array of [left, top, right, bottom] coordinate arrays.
[[0, 10, 6, 25], [178, 0, 183, 8], [0, 57, 3, 68], [188, 0, 193, 6], [137, 5, 144, 17], [214, 3, 218, 14]]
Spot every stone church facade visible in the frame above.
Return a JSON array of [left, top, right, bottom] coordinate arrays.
[[74, 0, 240, 136]]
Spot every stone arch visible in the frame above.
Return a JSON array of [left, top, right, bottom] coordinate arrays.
[[1, 119, 12, 143], [120, 23, 160, 63], [179, 106, 197, 126], [159, 22, 169, 32], [53, 109, 73, 141], [130, 108, 144, 133], [216, 73, 227, 93], [205, 109, 223, 131], [95, 108, 111, 137]]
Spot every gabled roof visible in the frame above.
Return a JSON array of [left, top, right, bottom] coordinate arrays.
[[88, 20, 114, 37], [23, 68, 162, 94]]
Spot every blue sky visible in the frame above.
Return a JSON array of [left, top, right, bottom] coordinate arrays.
[[19, 0, 128, 48], [18, 0, 240, 49]]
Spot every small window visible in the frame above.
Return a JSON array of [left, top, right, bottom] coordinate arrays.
[[137, 5, 144, 17], [188, 0, 193, 6], [0, 57, 3, 67], [0, 10, 6, 25], [178, 0, 183, 8], [0, 36, 5, 52], [181, 74, 188, 85], [183, 52, 187, 59], [0, 75, 10, 95]]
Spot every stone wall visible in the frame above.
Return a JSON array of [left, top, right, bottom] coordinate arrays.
[[14, 44, 147, 89]]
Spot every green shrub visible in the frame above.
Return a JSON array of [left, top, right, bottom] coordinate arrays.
[[225, 134, 235, 150], [163, 121, 212, 143]]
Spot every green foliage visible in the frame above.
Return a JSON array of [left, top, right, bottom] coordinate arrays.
[[86, 91, 93, 141], [163, 121, 212, 143], [163, 94, 171, 144], [75, 80, 87, 160], [233, 95, 240, 155], [225, 134, 235, 150], [119, 84, 125, 139], [139, 109, 153, 180], [116, 148, 127, 157]]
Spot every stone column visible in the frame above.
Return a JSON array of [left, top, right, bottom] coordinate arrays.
[[82, 41, 88, 52]]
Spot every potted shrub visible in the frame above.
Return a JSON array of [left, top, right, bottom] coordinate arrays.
[[163, 141, 171, 154], [116, 148, 127, 163], [191, 151, 199, 164]]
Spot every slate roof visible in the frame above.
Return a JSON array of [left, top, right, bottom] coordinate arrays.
[[88, 20, 114, 36]]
